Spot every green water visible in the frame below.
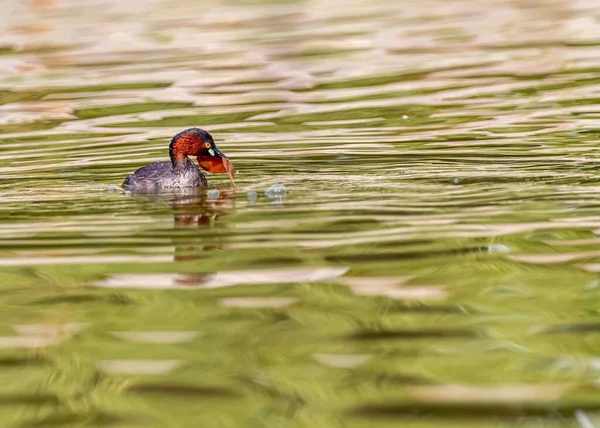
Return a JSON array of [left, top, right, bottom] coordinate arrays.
[[1, 0, 600, 426]]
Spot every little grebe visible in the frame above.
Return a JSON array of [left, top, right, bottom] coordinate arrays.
[[122, 128, 234, 192]]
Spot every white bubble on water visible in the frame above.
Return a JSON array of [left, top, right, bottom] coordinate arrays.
[[265, 183, 287, 198], [207, 189, 220, 200]]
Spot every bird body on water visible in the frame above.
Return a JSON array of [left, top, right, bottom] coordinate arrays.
[[122, 128, 234, 192]]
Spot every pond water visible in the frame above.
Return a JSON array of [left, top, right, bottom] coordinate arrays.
[[2, 0, 600, 426]]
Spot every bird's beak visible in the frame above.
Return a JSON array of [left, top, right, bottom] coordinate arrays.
[[196, 148, 235, 186]]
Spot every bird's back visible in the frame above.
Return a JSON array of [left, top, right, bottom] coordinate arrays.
[[122, 160, 207, 192]]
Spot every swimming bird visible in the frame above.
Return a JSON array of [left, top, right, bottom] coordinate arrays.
[[122, 128, 234, 192]]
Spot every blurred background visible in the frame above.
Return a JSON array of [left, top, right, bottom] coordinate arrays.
[[1, 0, 600, 426]]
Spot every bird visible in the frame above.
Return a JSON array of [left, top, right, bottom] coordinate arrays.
[[122, 128, 234, 192]]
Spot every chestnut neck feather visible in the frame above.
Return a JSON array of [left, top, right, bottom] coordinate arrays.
[[169, 135, 199, 171]]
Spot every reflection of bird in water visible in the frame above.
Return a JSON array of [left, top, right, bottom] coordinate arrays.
[[123, 128, 235, 192], [171, 188, 234, 228], [141, 188, 235, 286]]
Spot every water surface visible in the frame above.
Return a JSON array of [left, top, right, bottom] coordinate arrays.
[[1, 0, 600, 426]]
